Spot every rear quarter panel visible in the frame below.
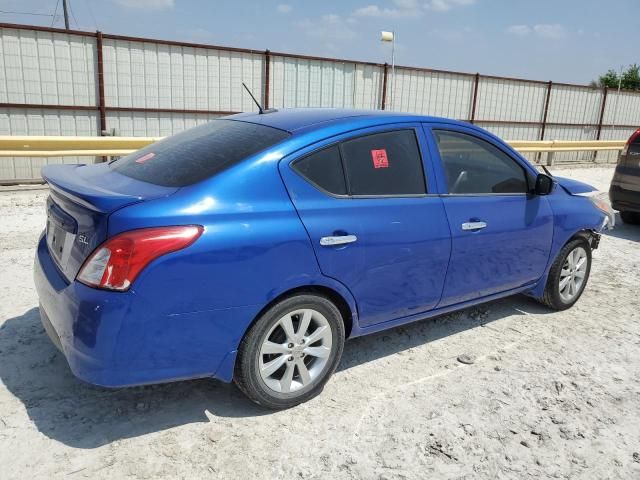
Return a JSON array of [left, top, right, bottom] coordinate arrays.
[[107, 152, 325, 313], [104, 148, 361, 378]]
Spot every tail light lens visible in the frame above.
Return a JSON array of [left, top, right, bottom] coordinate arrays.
[[77, 225, 203, 291], [621, 128, 640, 157]]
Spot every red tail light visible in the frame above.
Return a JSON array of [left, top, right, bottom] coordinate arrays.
[[622, 128, 640, 156], [77, 225, 203, 291]]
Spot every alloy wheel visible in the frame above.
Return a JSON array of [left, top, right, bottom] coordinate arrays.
[[558, 246, 588, 302], [258, 308, 333, 394]]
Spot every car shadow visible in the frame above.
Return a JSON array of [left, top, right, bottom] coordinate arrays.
[[337, 294, 551, 372], [0, 296, 552, 449], [604, 213, 640, 242]]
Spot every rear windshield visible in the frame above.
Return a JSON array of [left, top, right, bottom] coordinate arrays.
[[110, 119, 290, 187]]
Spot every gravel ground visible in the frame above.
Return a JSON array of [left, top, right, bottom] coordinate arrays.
[[0, 166, 639, 479]]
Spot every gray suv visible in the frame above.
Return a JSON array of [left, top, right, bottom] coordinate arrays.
[[610, 128, 640, 224]]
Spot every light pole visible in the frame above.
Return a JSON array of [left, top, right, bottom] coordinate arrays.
[[381, 31, 395, 109], [62, 0, 70, 30]]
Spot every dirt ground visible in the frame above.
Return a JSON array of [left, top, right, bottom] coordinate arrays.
[[0, 166, 638, 479]]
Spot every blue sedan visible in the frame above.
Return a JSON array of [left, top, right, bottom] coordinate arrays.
[[34, 109, 613, 408]]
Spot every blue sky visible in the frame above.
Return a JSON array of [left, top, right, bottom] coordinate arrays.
[[0, 0, 637, 84]]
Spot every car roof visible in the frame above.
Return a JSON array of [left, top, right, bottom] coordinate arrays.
[[227, 108, 467, 133]]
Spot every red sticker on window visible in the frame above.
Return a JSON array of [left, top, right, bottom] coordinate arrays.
[[371, 149, 389, 169], [135, 152, 156, 164]]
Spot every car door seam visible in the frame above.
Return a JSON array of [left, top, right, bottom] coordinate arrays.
[[274, 160, 362, 321]]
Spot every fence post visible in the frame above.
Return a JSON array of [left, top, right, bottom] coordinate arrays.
[[596, 87, 608, 140], [264, 49, 271, 110], [547, 151, 555, 166], [470, 73, 480, 123], [540, 81, 552, 141], [536, 81, 553, 163], [594, 87, 608, 162], [381, 63, 388, 110], [95, 31, 107, 135]]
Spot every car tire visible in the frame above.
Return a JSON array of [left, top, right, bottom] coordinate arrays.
[[538, 238, 592, 311], [620, 211, 640, 225], [234, 294, 345, 409]]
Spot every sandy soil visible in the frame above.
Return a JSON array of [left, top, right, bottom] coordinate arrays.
[[0, 167, 639, 479]]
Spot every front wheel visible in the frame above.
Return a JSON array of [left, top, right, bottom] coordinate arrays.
[[234, 294, 345, 409], [538, 239, 592, 311]]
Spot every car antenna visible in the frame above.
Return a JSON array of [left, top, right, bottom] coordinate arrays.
[[541, 164, 554, 177], [242, 82, 265, 114]]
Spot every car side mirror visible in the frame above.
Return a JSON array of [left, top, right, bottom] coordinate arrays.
[[534, 173, 554, 195]]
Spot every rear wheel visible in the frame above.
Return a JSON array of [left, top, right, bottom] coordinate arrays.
[[538, 239, 592, 311], [234, 294, 345, 409], [620, 211, 640, 225]]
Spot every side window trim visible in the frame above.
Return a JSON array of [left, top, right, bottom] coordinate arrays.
[[431, 128, 530, 196], [337, 143, 352, 196], [290, 126, 430, 199]]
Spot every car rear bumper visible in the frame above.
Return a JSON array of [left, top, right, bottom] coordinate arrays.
[[609, 185, 640, 213], [33, 233, 253, 387], [610, 167, 640, 213]]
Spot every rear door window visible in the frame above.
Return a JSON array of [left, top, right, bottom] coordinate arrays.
[[340, 130, 426, 196], [110, 119, 290, 187]]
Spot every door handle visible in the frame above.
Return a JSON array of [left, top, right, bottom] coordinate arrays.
[[461, 221, 487, 231], [320, 235, 358, 246]]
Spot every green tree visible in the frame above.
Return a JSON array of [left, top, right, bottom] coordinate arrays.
[[597, 69, 620, 88], [621, 64, 640, 90], [595, 65, 640, 90]]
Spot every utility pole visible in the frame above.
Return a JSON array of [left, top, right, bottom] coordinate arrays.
[[62, 0, 70, 30], [612, 64, 623, 132]]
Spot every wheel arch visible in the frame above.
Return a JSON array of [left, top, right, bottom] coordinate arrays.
[[528, 227, 598, 299], [568, 228, 600, 250], [248, 283, 357, 341]]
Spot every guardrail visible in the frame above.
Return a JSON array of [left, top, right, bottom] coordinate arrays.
[[508, 140, 625, 165], [0, 136, 626, 165], [0, 136, 163, 157], [508, 140, 625, 152]]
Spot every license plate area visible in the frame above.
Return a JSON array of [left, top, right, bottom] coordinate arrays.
[[46, 219, 70, 263], [46, 198, 77, 268]]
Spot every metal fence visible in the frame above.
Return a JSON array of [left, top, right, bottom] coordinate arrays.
[[1, 22, 639, 182]]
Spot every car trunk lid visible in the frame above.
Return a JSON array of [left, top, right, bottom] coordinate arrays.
[[42, 163, 178, 282]]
